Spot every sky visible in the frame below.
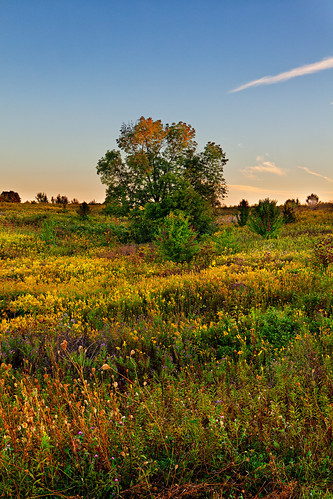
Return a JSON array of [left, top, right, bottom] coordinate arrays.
[[1, 0, 332, 205]]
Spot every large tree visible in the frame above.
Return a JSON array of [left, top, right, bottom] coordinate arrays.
[[96, 117, 228, 211]]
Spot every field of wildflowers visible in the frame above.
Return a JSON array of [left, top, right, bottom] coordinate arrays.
[[0, 202, 332, 498]]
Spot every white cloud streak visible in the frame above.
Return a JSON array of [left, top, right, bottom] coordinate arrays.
[[229, 184, 293, 195], [242, 161, 285, 178], [230, 184, 272, 193], [298, 166, 333, 183], [231, 56, 333, 93]]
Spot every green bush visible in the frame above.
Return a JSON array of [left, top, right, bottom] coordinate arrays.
[[248, 198, 283, 238], [129, 186, 215, 244], [166, 186, 215, 236], [236, 199, 250, 226], [212, 226, 240, 254], [77, 201, 90, 219], [253, 307, 300, 349], [103, 200, 130, 217], [282, 200, 297, 224], [155, 211, 199, 263], [129, 205, 160, 243]]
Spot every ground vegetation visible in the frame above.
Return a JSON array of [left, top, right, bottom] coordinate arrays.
[[0, 201, 332, 497]]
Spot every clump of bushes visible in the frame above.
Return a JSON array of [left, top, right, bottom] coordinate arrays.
[[248, 198, 283, 238], [35, 192, 49, 203], [129, 187, 215, 244]]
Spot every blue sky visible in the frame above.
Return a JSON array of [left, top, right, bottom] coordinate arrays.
[[1, 0, 332, 205]]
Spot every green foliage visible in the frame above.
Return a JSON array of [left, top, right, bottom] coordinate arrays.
[[248, 198, 283, 238], [165, 184, 215, 236], [155, 211, 199, 263], [62, 219, 130, 245], [96, 116, 228, 212], [236, 198, 250, 226], [40, 219, 57, 245], [283, 199, 297, 223], [77, 201, 90, 219], [103, 199, 130, 217], [129, 185, 215, 243], [212, 226, 240, 255], [183, 141, 228, 208], [98, 117, 225, 242], [253, 306, 300, 349], [314, 235, 333, 268], [129, 205, 161, 243]]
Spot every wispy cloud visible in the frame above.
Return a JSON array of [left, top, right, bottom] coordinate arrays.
[[230, 184, 293, 195], [242, 161, 285, 179], [256, 153, 270, 162], [230, 56, 333, 93], [230, 184, 271, 193], [298, 166, 333, 183]]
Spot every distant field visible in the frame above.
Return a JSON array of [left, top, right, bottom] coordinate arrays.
[[0, 202, 332, 498]]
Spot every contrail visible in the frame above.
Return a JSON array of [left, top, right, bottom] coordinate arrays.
[[231, 56, 333, 93], [298, 166, 333, 183]]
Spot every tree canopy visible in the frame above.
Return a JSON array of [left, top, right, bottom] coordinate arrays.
[[96, 117, 228, 212], [0, 191, 21, 203]]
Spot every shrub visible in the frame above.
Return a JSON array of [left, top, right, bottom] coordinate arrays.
[[77, 201, 90, 219], [254, 307, 300, 349], [248, 198, 283, 238], [103, 201, 130, 217], [212, 226, 240, 255], [35, 192, 49, 203], [167, 186, 215, 236], [236, 199, 250, 226], [129, 187, 215, 244], [155, 211, 199, 263], [55, 194, 69, 207], [306, 193, 319, 207], [129, 205, 160, 243], [314, 235, 333, 268], [282, 199, 297, 224], [285, 198, 300, 206]]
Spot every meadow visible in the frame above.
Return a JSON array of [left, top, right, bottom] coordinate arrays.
[[0, 202, 332, 498]]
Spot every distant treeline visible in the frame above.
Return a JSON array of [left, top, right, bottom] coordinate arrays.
[[0, 191, 98, 205], [0, 190, 324, 208]]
